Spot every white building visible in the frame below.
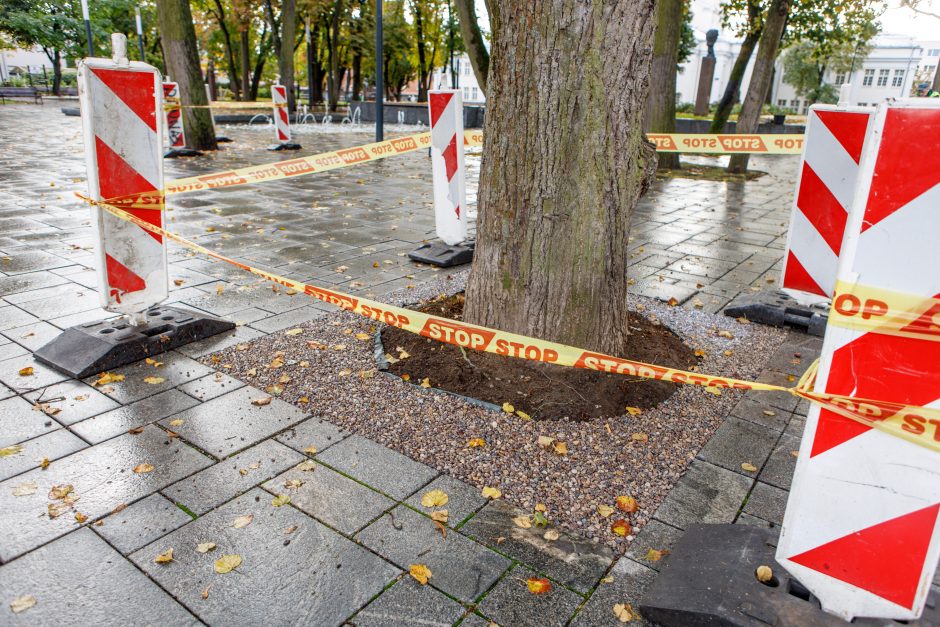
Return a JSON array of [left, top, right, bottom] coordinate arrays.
[[432, 55, 485, 104], [0, 46, 61, 82]]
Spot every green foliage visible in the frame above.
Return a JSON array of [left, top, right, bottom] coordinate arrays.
[[678, 0, 695, 66]]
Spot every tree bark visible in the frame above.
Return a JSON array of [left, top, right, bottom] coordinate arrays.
[[463, 1, 658, 357], [728, 0, 788, 173], [647, 0, 682, 170], [155, 0, 217, 150], [250, 27, 271, 100], [932, 63, 940, 93], [239, 28, 251, 101], [414, 2, 429, 102], [212, 0, 241, 99], [453, 0, 489, 93], [709, 0, 760, 134], [327, 0, 344, 112], [279, 0, 298, 112]]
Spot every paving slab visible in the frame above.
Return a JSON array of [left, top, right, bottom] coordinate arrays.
[[0, 425, 212, 562], [476, 563, 583, 627], [357, 505, 511, 603], [461, 499, 614, 593], [158, 386, 308, 459], [71, 389, 201, 444], [0, 428, 87, 483], [0, 270, 71, 298], [348, 576, 467, 626], [696, 416, 779, 476], [266, 459, 396, 535], [569, 557, 658, 626], [94, 493, 194, 555], [176, 371, 245, 402], [275, 415, 349, 456], [130, 488, 399, 625], [163, 439, 304, 515], [652, 460, 753, 531], [23, 380, 120, 426], [405, 474, 488, 529], [83, 351, 214, 405], [760, 432, 800, 491], [0, 396, 60, 448], [728, 398, 790, 432], [173, 324, 265, 359], [0, 250, 72, 275], [0, 528, 197, 625], [0, 339, 29, 362], [0, 354, 70, 393], [316, 434, 437, 500], [742, 481, 788, 525], [623, 519, 684, 573]]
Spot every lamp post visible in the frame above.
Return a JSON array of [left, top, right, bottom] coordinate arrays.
[[375, 0, 384, 141], [135, 7, 146, 62], [306, 16, 314, 107], [81, 0, 93, 56]]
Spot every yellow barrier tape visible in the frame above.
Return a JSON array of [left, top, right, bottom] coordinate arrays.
[[829, 280, 940, 343], [78, 194, 940, 454], [647, 133, 804, 154]]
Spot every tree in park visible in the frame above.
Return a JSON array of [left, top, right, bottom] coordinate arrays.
[[452, 0, 488, 93], [782, 27, 876, 107], [155, 0, 218, 150], [462, 2, 658, 356], [410, 0, 447, 101]]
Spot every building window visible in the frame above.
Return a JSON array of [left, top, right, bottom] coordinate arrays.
[[892, 69, 905, 87], [930, 48, 940, 56], [471, 87, 479, 100], [789, 99, 799, 110], [834, 72, 846, 85], [777, 99, 787, 106], [877, 69, 890, 86], [863, 69, 875, 86]]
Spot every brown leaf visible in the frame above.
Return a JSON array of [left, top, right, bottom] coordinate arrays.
[[127, 426, 145, 435], [18, 366, 34, 376], [613, 603, 635, 622], [644, 548, 670, 562], [526, 577, 552, 595], [133, 463, 154, 474], [741, 462, 758, 473], [74, 511, 89, 524], [611, 519, 632, 537], [615, 495, 639, 513], [154, 548, 174, 564], [48, 484, 74, 500], [251, 397, 272, 406]]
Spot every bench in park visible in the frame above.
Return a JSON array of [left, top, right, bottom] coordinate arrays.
[[0, 86, 43, 104]]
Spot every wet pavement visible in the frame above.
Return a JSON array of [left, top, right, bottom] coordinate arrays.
[[0, 103, 849, 625]]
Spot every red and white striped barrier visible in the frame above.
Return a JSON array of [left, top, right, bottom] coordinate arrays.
[[273, 84, 290, 144], [777, 100, 940, 620], [781, 105, 872, 301], [428, 89, 468, 245], [162, 81, 186, 150], [78, 34, 167, 315]]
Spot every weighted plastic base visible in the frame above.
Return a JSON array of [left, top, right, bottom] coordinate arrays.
[[216, 136, 233, 143], [640, 524, 939, 626], [267, 142, 302, 151], [164, 148, 203, 159], [408, 240, 475, 267], [33, 306, 235, 379], [724, 290, 828, 336]]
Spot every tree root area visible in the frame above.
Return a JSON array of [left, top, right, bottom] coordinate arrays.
[[381, 295, 697, 421]]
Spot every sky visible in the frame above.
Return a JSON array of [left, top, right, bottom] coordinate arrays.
[[880, 1, 940, 39]]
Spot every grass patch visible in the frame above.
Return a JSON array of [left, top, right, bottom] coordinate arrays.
[[655, 163, 766, 183]]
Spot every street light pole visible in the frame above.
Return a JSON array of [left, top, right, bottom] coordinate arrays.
[[375, 0, 384, 141], [81, 0, 93, 56], [306, 16, 314, 107], [135, 7, 146, 62]]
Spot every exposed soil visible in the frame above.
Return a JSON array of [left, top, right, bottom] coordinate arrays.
[[655, 163, 766, 182], [381, 295, 697, 421]]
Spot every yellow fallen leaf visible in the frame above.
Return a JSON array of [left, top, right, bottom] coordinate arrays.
[[763, 409, 776, 416], [216, 284, 224, 295], [703, 386, 722, 396], [271, 494, 291, 507], [512, 515, 532, 529], [304, 445, 318, 454], [420, 378, 431, 388], [481, 487, 501, 500], [196, 542, 217, 553], [201, 584, 211, 599], [133, 463, 154, 474], [717, 330, 734, 339], [467, 438, 486, 448], [214, 554, 242, 574], [0, 445, 23, 457], [611, 519, 632, 537], [516, 410, 532, 420], [631, 432, 649, 443], [337, 368, 352, 377], [553, 441, 568, 456], [145, 358, 163, 367], [355, 333, 370, 340], [723, 350, 734, 356], [251, 397, 272, 406], [694, 349, 706, 357], [10, 595, 37, 614], [501, 402, 514, 413], [526, 577, 552, 594], [18, 366, 34, 376], [397, 348, 410, 359], [741, 462, 758, 472], [93, 372, 125, 386], [543, 529, 560, 541], [409, 563, 432, 585], [154, 548, 174, 564], [601, 575, 614, 584], [645, 548, 670, 562], [285, 328, 304, 336], [667, 297, 679, 307], [597, 504, 615, 518], [39, 457, 49, 469], [401, 374, 410, 381], [625, 407, 642, 416], [74, 511, 88, 524], [143, 376, 165, 385], [421, 489, 449, 508], [169, 419, 184, 427], [430, 510, 448, 523], [755, 565, 774, 583], [232, 515, 253, 528], [613, 602, 635, 622], [49, 484, 74, 499], [616, 495, 639, 513]]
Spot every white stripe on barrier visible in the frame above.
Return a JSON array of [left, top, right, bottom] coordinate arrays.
[[428, 89, 468, 246]]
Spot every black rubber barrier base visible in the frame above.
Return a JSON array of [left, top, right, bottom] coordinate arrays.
[[34, 306, 235, 379], [164, 148, 203, 159], [408, 240, 475, 267], [267, 142, 302, 151], [641, 523, 939, 626], [216, 136, 233, 143], [724, 290, 828, 336]]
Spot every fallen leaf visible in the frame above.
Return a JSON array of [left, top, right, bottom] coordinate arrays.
[[694, 349, 706, 358], [143, 376, 165, 385], [13, 481, 37, 497], [154, 548, 174, 564], [543, 529, 560, 541], [355, 333, 370, 340], [703, 386, 722, 396], [723, 350, 734, 356], [421, 489, 449, 508], [625, 407, 642, 416], [74, 511, 88, 524], [762, 410, 776, 417], [48, 484, 74, 500], [232, 514, 254, 529], [611, 519, 632, 537], [304, 445, 318, 454], [269, 356, 285, 368], [526, 577, 552, 595], [790, 450, 799, 458], [553, 441, 568, 456], [481, 487, 501, 500], [420, 378, 431, 388], [296, 460, 317, 471], [756, 565, 774, 583], [597, 504, 615, 518], [535, 503, 546, 512], [284, 525, 299, 534], [467, 438, 486, 448], [600, 575, 614, 584], [645, 548, 670, 562], [615, 495, 639, 513], [216, 284, 224, 295], [631, 432, 649, 443], [409, 563, 432, 585], [110, 503, 127, 515], [133, 463, 154, 474], [39, 457, 50, 469], [196, 542, 217, 553], [127, 426, 145, 434], [0, 445, 23, 457], [501, 402, 515, 413], [214, 554, 242, 574], [18, 366, 34, 376], [93, 372, 125, 386], [251, 397, 272, 406], [201, 584, 211, 600], [430, 510, 449, 523], [537, 435, 554, 448], [533, 511, 549, 527], [271, 494, 291, 507], [512, 515, 532, 529], [717, 330, 734, 339], [285, 328, 304, 336], [516, 410, 532, 420], [613, 602, 635, 622], [298, 396, 310, 404], [145, 358, 164, 367], [401, 374, 410, 381], [741, 462, 758, 473], [10, 595, 36, 614], [169, 419, 184, 427]]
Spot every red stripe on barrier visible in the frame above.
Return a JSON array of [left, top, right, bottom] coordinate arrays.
[[95, 137, 162, 244], [783, 251, 826, 297], [814, 109, 869, 164], [797, 163, 848, 255], [429, 92, 452, 128], [105, 252, 147, 298], [92, 68, 158, 131], [443, 135, 459, 180]]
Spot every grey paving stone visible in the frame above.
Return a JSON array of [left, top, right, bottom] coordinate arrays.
[[176, 371, 245, 401], [275, 415, 349, 455], [173, 324, 265, 359], [729, 398, 790, 432], [0, 270, 71, 298], [461, 499, 614, 593], [0, 528, 197, 625], [653, 461, 753, 531], [0, 425, 212, 562], [357, 505, 511, 602], [0, 428, 87, 482], [1, 320, 61, 353], [131, 488, 399, 625], [316, 434, 437, 500], [24, 380, 120, 426], [786, 414, 807, 437], [349, 576, 467, 627], [14, 288, 99, 320], [569, 557, 657, 627], [0, 339, 29, 362], [0, 354, 70, 393], [71, 389, 200, 444], [248, 305, 327, 333], [696, 416, 779, 476], [95, 493, 193, 555], [744, 370, 801, 413], [163, 439, 304, 515], [623, 519, 684, 573], [83, 351, 214, 404], [760, 433, 800, 490], [743, 481, 789, 525], [266, 460, 395, 535], [0, 396, 60, 448], [735, 512, 778, 529], [159, 386, 308, 459], [406, 474, 488, 529], [477, 563, 583, 627], [0, 250, 72, 275]]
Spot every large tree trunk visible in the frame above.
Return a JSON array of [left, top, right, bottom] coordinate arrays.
[[279, 0, 297, 112], [453, 0, 489, 93], [709, 0, 760, 134], [463, 1, 658, 357], [239, 28, 251, 101], [728, 0, 788, 174], [156, 0, 217, 150], [647, 0, 682, 170]]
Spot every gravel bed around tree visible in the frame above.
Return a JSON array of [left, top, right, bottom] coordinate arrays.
[[200, 271, 787, 553]]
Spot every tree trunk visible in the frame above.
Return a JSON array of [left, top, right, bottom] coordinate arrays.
[[240, 28, 251, 101], [453, 0, 489, 93], [327, 0, 344, 112], [155, 0, 217, 150], [932, 64, 940, 93], [414, 3, 429, 102], [709, 0, 760, 134], [463, 1, 658, 357], [352, 50, 362, 100], [250, 29, 271, 100], [728, 0, 788, 174], [279, 0, 297, 112], [213, 0, 241, 99], [647, 0, 682, 170]]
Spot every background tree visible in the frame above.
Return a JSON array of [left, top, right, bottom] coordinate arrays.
[[452, 0, 488, 93], [647, 0, 684, 170], [156, 0, 217, 150], [410, 0, 446, 101], [782, 28, 875, 106], [463, 1, 658, 356], [710, 0, 762, 133], [382, 0, 416, 100]]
